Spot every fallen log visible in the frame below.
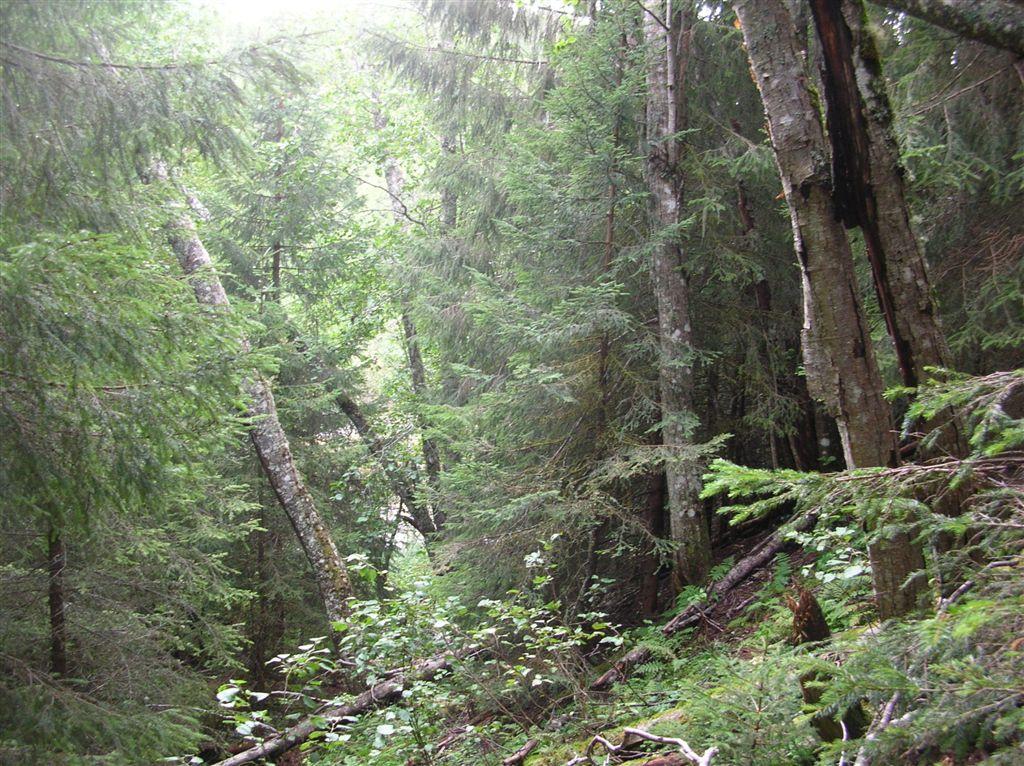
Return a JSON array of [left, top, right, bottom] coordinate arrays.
[[216, 512, 815, 764], [503, 738, 539, 765], [212, 652, 469, 766], [662, 511, 818, 634], [590, 511, 817, 692]]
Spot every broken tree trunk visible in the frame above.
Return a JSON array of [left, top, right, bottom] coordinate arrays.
[[870, 0, 1024, 56], [809, 0, 961, 395], [47, 527, 67, 677], [787, 588, 868, 742], [811, 0, 969, 584], [164, 207, 353, 626], [212, 651, 469, 766], [733, 0, 929, 621]]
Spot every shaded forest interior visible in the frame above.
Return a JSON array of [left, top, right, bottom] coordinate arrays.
[[1, 1, 1022, 765]]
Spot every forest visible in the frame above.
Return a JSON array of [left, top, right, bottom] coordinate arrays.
[[1, 0, 1022, 764]]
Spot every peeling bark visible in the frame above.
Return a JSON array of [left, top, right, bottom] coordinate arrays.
[[642, 1, 711, 588], [871, 0, 1024, 56], [164, 211, 353, 626], [732, 0, 929, 620]]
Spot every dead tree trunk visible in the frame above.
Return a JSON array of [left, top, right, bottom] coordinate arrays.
[[787, 588, 868, 742], [809, 0, 955, 392], [811, 0, 969, 581], [642, 0, 711, 588], [733, 0, 928, 620], [164, 210, 353, 626], [870, 0, 1024, 56]]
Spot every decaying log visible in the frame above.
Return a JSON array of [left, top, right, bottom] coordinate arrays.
[[787, 588, 867, 743], [662, 511, 818, 634], [212, 651, 472, 766], [564, 727, 717, 766], [589, 511, 817, 692], [503, 738, 539, 766], [215, 509, 815, 765]]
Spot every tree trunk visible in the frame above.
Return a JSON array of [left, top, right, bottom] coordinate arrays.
[[870, 0, 1024, 56], [373, 105, 444, 534], [642, 0, 711, 588], [640, 470, 666, 618], [165, 211, 353, 626], [733, 0, 928, 620], [334, 387, 435, 536], [400, 307, 443, 522], [809, 0, 955, 391], [48, 527, 67, 676], [787, 588, 868, 742], [812, 0, 968, 577]]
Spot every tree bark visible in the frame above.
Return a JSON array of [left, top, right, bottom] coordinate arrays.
[[165, 211, 353, 626], [733, 0, 928, 620], [870, 0, 1024, 56], [48, 528, 67, 676], [787, 588, 868, 741], [809, 0, 955, 391], [373, 105, 444, 535], [812, 0, 969, 576], [642, 0, 711, 588]]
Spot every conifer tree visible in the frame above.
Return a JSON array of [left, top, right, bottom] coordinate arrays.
[[641, 0, 711, 587]]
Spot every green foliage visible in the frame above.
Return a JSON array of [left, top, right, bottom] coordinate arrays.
[[0, 231, 259, 762], [1, 1, 1022, 764], [0, 231, 255, 526], [215, 565, 622, 765]]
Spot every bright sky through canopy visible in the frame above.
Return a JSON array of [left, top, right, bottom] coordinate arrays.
[[192, 0, 397, 34]]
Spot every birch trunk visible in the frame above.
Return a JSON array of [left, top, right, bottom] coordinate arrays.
[[642, 1, 711, 588], [165, 212, 353, 626], [870, 0, 1024, 56], [733, 0, 928, 620]]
